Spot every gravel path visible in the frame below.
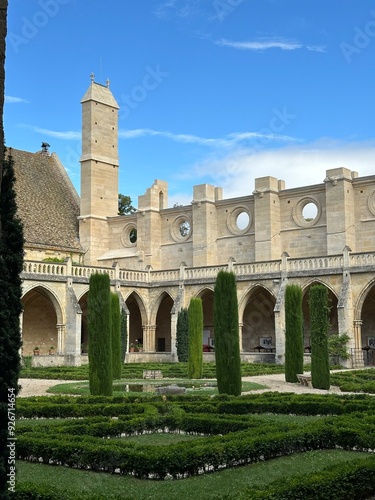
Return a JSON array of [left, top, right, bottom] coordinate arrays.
[[18, 373, 346, 398]]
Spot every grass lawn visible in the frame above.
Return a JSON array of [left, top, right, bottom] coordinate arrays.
[[46, 379, 267, 396], [16, 450, 369, 500]]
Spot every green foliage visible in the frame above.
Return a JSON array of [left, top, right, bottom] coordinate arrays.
[[88, 273, 113, 396], [0, 148, 24, 495], [214, 270, 242, 396], [330, 369, 375, 394], [120, 308, 128, 363], [14, 394, 375, 485], [284, 285, 304, 383], [118, 194, 136, 215], [188, 298, 203, 379], [309, 285, 330, 390], [20, 362, 285, 381], [111, 293, 122, 380], [328, 333, 350, 365], [176, 308, 189, 362]]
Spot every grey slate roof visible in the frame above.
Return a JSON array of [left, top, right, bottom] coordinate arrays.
[[11, 148, 83, 252]]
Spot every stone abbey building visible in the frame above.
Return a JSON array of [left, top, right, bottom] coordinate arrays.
[[15, 79, 375, 367]]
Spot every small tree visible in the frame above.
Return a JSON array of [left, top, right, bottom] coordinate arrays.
[[111, 293, 122, 379], [310, 285, 330, 390], [88, 273, 113, 396], [328, 333, 350, 366], [176, 308, 189, 362], [188, 298, 203, 379], [120, 308, 128, 363], [214, 270, 242, 396], [118, 194, 136, 215], [284, 284, 304, 383]]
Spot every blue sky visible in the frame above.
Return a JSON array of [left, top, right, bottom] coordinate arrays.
[[4, 0, 375, 207]]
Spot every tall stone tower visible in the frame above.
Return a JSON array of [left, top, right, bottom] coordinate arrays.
[[79, 76, 119, 264]]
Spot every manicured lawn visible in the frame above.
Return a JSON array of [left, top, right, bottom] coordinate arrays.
[[15, 450, 370, 500], [46, 379, 266, 396]]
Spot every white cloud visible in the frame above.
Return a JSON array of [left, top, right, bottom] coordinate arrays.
[[215, 38, 326, 53], [18, 124, 80, 140], [5, 95, 29, 104], [182, 139, 375, 199], [119, 128, 297, 148]]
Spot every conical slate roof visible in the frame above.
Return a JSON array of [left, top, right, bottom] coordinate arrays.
[[11, 148, 82, 252]]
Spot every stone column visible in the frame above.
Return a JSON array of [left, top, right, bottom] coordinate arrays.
[[170, 310, 178, 360], [353, 320, 363, 349], [274, 279, 287, 365], [143, 325, 156, 352], [352, 320, 364, 368], [238, 322, 243, 352], [56, 324, 65, 354]]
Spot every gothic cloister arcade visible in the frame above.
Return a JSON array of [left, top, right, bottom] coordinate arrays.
[[21, 285, 62, 356], [240, 286, 276, 352]]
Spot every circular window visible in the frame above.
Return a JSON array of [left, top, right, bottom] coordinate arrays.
[[227, 207, 252, 235], [236, 211, 250, 230], [302, 202, 318, 221], [292, 198, 321, 227], [171, 216, 192, 242], [368, 190, 375, 216], [121, 224, 137, 247]]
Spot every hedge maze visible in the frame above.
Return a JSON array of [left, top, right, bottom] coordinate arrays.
[[14, 391, 375, 499]]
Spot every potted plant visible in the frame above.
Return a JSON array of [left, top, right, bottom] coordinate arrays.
[[135, 339, 143, 352], [49, 346, 55, 355], [129, 343, 135, 353], [33, 346, 40, 355]]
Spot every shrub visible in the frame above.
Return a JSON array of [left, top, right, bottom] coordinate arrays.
[[188, 298, 203, 379], [176, 308, 189, 362], [214, 270, 241, 396], [284, 285, 303, 383], [111, 293, 122, 379], [88, 273, 113, 396], [309, 285, 330, 390]]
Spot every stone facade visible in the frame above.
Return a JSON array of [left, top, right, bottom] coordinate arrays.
[[15, 79, 375, 367]]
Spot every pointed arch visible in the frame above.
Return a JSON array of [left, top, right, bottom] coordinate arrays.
[[355, 279, 375, 354], [21, 284, 64, 355], [240, 285, 276, 352], [125, 291, 147, 348], [152, 291, 174, 352], [195, 287, 215, 347], [78, 290, 89, 353]]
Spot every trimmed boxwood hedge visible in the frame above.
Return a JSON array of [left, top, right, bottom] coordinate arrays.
[[13, 390, 375, 498]]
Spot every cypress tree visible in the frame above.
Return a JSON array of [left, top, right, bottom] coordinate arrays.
[[214, 270, 242, 396], [284, 284, 304, 382], [0, 147, 23, 496], [188, 298, 203, 379], [111, 293, 122, 379], [176, 307, 189, 362], [310, 285, 330, 389], [88, 273, 113, 395], [120, 308, 127, 363]]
